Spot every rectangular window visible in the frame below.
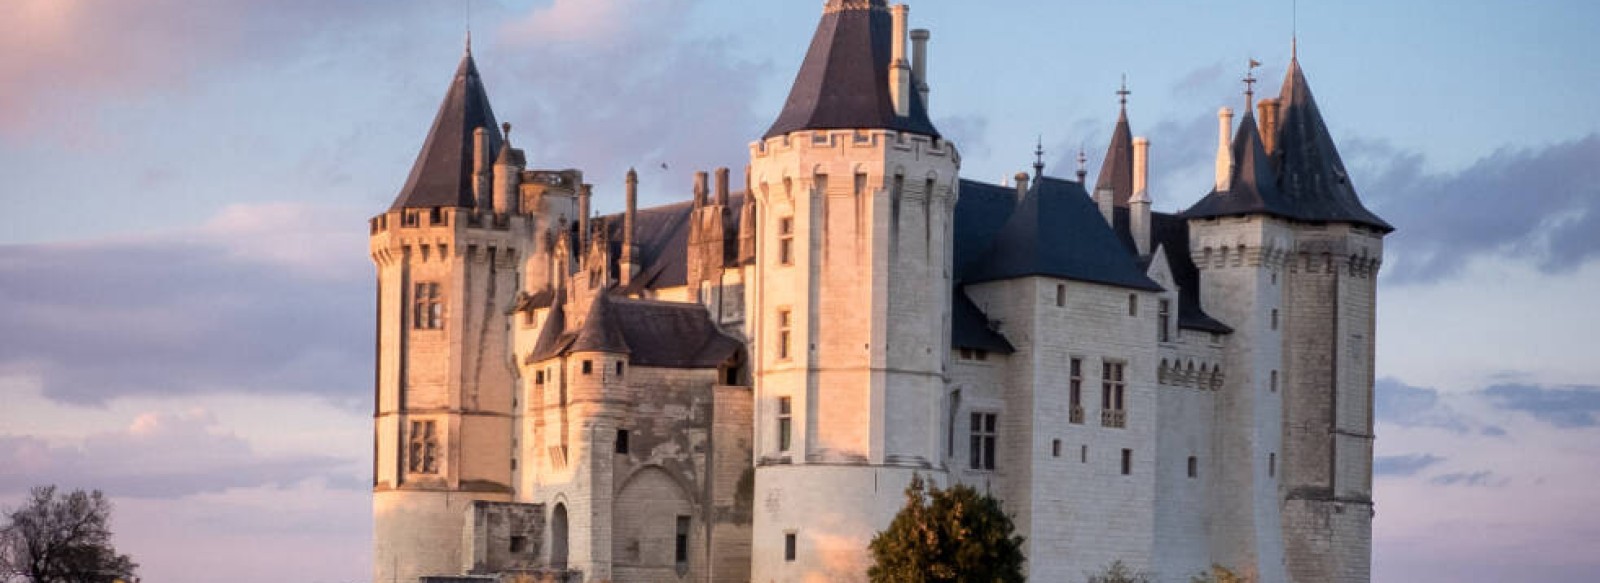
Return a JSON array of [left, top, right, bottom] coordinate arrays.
[[1052, 439, 1062, 458], [615, 429, 630, 454], [511, 535, 528, 555], [1127, 294, 1138, 317], [581, 360, 593, 375], [1270, 370, 1279, 393], [777, 397, 793, 453], [1158, 299, 1172, 343], [408, 420, 439, 474], [1069, 358, 1084, 424], [675, 516, 691, 564], [958, 348, 989, 362], [1269, 453, 1277, 478], [777, 309, 793, 360], [1081, 445, 1088, 463], [778, 217, 795, 266], [1101, 361, 1126, 428], [1121, 448, 1133, 475], [412, 282, 443, 330], [535, 370, 545, 384], [616, 361, 625, 376], [1056, 284, 1066, 307], [1271, 309, 1280, 330], [969, 413, 997, 471], [784, 533, 797, 562], [1188, 456, 1198, 478]]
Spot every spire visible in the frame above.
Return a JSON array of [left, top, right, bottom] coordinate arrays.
[[1094, 79, 1135, 207], [1033, 136, 1046, 179], [1183, 108, 1291, 222], [1270, 56, 1394, 231], [390, 50, 502, 210], [764, 0, 939, 139]]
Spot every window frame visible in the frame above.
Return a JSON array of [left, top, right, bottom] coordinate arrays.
[[777, 396, 793, 453], [412, 282, 443, 330], [778, 216, 795, 266], [969, 412, 998, 471]]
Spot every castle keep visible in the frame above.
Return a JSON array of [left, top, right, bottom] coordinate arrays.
[[369, 2, 1390, 582]]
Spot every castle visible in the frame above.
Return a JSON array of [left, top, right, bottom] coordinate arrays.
[[368, 2, 1390, 582]]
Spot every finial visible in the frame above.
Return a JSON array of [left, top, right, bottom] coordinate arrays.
[[1076, 146, 1089, 183], [502, 121, 512, 143], [465, 0, 473, 55], [1117, 74, 1131, 111], [1244, 59, 1261, 109], [1292, 36, 1299, 61], [1034, 136, 1046, 179]]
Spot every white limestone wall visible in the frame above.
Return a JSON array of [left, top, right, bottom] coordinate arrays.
[[374, 489, 509, 583], [746, 128, 959, 582], [753, 465, 936, 583], [1190, 216, 1292, 583], [966, 277, 1160, 582]]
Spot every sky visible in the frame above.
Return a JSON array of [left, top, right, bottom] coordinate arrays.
[[1, 0, 1598, 581]]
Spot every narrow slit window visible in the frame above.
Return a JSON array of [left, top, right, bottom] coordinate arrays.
[[784, 533, 797, 562], [615, 429, 630, 455], [1121, 448, 1133, 475], [1069, 358, 1084, 424], [1158, 299, 1172, 343], [1188, 456, 1198, 478], [675, 516, 690, 565], [778, 217, 795, 266], [777, 397, 793, 453]]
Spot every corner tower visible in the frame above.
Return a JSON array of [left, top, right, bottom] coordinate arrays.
[[369, 45, 530, 583], [747, 2, 958, 580]]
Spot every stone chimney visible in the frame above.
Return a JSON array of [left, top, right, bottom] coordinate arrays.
[[1216, 107, 1235, 192], [1014, 172, 1031, 201], [473, 127, 491, 209], [693, 171, 709, 208], [621, 169, 639, 286], [715, 167, 731, 207], [911, 29, 930, 109], [1131, 137, 1152, 257], [889, 4, 912, 117], [738, 167, 757, 264], [1257, 98, 1281, 155], [578, 184, 592, 255]]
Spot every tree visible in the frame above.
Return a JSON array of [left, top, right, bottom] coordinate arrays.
[[0, 486, 137, 583], [867, 474, 1025, 583], [1087, 560, 1151, 583], [1190, 564, 1252, 583]]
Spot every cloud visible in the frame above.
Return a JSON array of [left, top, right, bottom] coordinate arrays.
[[0, 203, 372, 406], [1349, 134, 1600, 282], [1482, 384, 1600, 429], [491, 0, 769, 210], [1374, 378, 1476, 434], [1374, 454, 1446, 477], [1428, 471, 1507, 488], [0, 0, 403, 139], [0, 409, 356, 498]]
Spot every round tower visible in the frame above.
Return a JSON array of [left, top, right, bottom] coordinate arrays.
[[747, 2, 958, 580], [370, 46, 530, 583]]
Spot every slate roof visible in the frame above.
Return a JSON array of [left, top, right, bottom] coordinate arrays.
[[1182, 112, 1294, 223], [763, 0, 939, 139], [952, 287, 1015, 353], [1149, 213, 1232, 333], [1269, 59, 1393, 232], [1094, 109, 1135, 207], [964, 177, 1162, 292], [528, 290, 742, 369], [391, 51, 501, 210]]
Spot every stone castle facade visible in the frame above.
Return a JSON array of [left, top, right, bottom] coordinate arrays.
[[368, 2, 1390, 582]]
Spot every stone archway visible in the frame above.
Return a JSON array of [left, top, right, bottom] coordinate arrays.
[[550, 502, 569, 570]]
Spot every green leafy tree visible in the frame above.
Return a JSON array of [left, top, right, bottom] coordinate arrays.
[[0, 486, 137, 583], [1087, 560, 1151, 583], [867, 474, 1025, 583]]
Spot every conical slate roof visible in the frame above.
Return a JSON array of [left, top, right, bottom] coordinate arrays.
[[1183, 112, 1298, 222], [1270, 58, 1393, 232], [763, 0, 939, 139], [390, 50, 502, 210], [1094, 109, 1135, 207]]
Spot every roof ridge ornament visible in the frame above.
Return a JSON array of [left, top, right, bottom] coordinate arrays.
[[1244, 59, 1262, 110]]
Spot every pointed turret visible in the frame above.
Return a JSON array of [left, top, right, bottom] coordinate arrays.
[[1270, 57, 1394, 231], [391, 50, 502, 210], [1094, 81, 1136, 208], [1182, 109, 1295, 222], [763, 0, 939, 139]]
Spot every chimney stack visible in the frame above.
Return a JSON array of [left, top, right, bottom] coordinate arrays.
[[1215, 107, 1235, 192], [578, 184, 592, 252], [1014, 172, 1031, 201], [715, 167, 731, 207], [693, 171, 709, 207], [911, 29, 930, 109], [1131, 137, 1152, 257], [492, 123, 520, 215], [1257, 98, 1281, 154], [622, 169, 639, 285], [889, 5, 912, 118], [473, 127, 490, 209]]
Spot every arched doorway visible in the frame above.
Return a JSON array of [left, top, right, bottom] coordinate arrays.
[[550, 502, 569, 570]]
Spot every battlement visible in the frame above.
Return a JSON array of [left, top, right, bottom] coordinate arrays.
[[750, 128, 957, 166], [368, 207, 528, 268]]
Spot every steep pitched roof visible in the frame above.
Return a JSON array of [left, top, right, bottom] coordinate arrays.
[[1094, 109, 1135, 207], [1182, 112, 1296, 222], [570, 294, 630, 355], [952, 287, 1015, 353], [952, 179, 1020, 279], [1270, 58, 1394, 232], [763, 0, 939, 139], [966, 177, 1161, 291], [390, 51, 501, 210], [528, 292, 742, 369]]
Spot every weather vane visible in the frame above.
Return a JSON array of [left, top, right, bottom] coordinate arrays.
[[1034, 136, 1046, 179], [1245, 59, 1262, 108], [1117, 74, 1131, 110]]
